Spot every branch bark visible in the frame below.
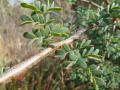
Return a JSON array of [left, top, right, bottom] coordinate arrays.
[[104, 0, 110, 5], [81, 0, 102, 9], [0, 29, 86, 84]]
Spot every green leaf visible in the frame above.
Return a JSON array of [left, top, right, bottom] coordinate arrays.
[[80, 39, 86, 48], [82, 49, 87, 56], [93, 78, 99, 90], [71, 72, 77, 79], [31, 14, 40, 22], [21, 3, 37, 10], [76, 59, 87, 69], [87, 47, 94, 55], [47, 0, 50, 8], [63, 44, 71, 51], [0, 68, 4, 74], [95, 77, 106, 86], [93, 49, 99, 55], [21, 15, 31, 21], [93, 70, 102, 75], [51, 1, 55, 8], [69, 51, 78, 61], [112, 6, 120, 10], [84, 40, 91, 47], [74, 49, 81, 58], [47, 7, 62, 11], [89, 65, 102, 75], [32, 29, 42, 37], [56, 49, 66, 59], [110, 6, 120, 18], [107, 46, 116, 53], [56, 49, 65, 55], [86, 54, 101, 62], [45, 19, 55, 26], [89, 64, 97, 70], [23, 32, 36, 39], [21, 21, 33, 25], [52, 24, 68, 34], [51, 25, 68, 37]]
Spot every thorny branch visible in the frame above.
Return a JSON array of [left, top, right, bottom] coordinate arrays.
[[0, 29, 86, 84]]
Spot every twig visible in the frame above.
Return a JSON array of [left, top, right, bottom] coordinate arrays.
[[81, 0, 102, 9], [104, 0, 110, 5], [65, 61, 76, 70], [60, 70, 66, 90], [44, 73, 53, 90], [0, 29, 86, 84]]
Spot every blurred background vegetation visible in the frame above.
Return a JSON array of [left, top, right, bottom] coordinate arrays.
[[0, 0, 41, 68]]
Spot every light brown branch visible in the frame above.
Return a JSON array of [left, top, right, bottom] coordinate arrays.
[[81, 0, 102, 9], [0, 29, 86, 84], [104, 0, 110, 5], [65, 61, 76, 70]]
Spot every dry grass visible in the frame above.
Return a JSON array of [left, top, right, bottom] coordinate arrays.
[[0, 0, 72, 68], [0, 1, 39, 68]]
